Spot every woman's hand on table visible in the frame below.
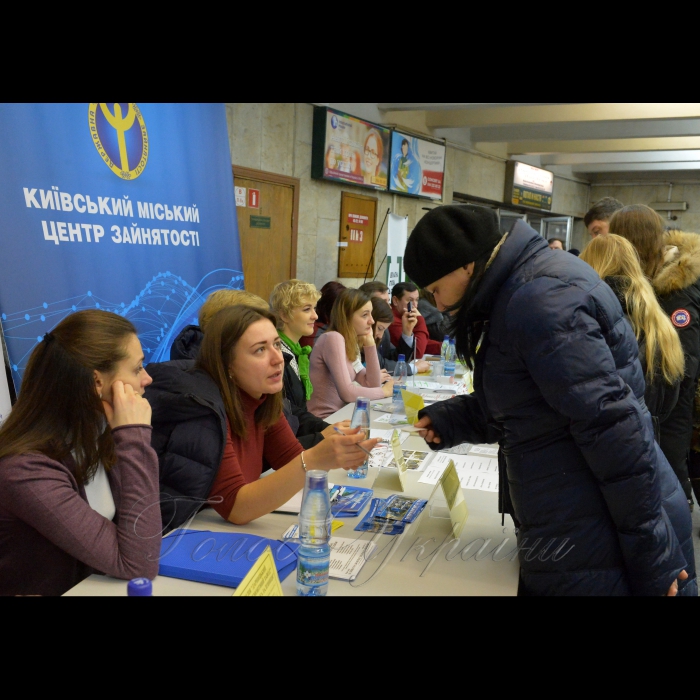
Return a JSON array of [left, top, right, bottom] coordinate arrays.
[[382, 379, 395, 398], [306, 427, 381, 472], [380, 369, 392, 384], [322, 420, 351, 439], [104, 380, 152, 429], [415, 360, 431, 374], [413, 415, 442, 444]]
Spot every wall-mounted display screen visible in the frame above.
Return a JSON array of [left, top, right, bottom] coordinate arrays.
[[505, 161, 554, 211], [388, 131, 445, 200], [311, 107, 390, 191]]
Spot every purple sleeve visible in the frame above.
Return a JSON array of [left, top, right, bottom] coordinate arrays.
[[0, 425, 162, 580]]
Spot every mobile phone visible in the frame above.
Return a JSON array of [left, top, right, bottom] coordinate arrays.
[[407, 302, 413, 312]]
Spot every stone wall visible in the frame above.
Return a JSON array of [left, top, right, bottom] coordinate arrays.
[[589, 183, 700, 235], [225, 103, 592, 291]]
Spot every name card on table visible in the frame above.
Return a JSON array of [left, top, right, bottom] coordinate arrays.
[[379, 429, 408, 493], [422, 460, 469, 538], [233, 545, 284, 597]]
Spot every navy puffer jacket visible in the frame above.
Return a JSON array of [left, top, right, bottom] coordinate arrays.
[[420, 222, 697, 596]]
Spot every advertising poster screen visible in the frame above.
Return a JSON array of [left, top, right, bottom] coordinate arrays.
[[389, 131, 445, 200], [312, 107, 390, 191], [506, 161, 554, 211]]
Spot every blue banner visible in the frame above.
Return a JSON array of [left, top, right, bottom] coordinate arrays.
[[0, 103, 243, 390]]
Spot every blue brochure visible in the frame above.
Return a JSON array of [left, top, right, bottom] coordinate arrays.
[[330, 485, 373, 517], [158, 529, 299, 588]]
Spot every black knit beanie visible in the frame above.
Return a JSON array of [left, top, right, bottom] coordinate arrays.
[[404, 206, 501, 289]]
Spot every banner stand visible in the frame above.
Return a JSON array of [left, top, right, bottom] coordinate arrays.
[[0, 324, 13, 422]]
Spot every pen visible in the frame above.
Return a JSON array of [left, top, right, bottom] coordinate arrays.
[[333, 426, 374, 457]]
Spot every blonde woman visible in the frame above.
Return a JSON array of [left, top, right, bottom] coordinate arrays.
[[580, 234, 685, 440], [609, 204, 700, 507], [270, 279, 348, 447], [170, 289, 269, 361], [308, 288, 393, 419]]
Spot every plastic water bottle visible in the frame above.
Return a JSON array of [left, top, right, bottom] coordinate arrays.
[[444, 339, 456, 379], [296, 470, 332, 597], [393, 354, 408, 409], [348, 397, 370, 479], [441, 335, 450, 361], [127, 578, 152, 596]]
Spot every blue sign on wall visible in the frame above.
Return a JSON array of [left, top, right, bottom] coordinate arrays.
[[0, 103, 243, 390]]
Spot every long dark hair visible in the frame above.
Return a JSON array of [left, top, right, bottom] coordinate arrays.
[[0, 310, 137, 485], [447, 254, 491, 370], [316, 281, 346, 324], [197, 305, 284, 439]]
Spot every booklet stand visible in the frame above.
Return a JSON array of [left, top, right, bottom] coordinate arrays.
[[379, 429, 408, 493], [421, 460, 469, 538]]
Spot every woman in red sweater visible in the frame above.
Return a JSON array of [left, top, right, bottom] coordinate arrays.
[[199, 305, 379, 525], [0, 310, 161, 596]]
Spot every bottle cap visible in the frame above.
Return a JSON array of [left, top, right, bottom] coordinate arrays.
[[127, 578, 152, 596], [444, 335, 450, 341], [397, 354, 405, 362], [305, 469, 328, 491], [355, 397, 369, 411]]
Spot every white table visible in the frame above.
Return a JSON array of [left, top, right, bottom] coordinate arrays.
[[65, 396, 519, 596]]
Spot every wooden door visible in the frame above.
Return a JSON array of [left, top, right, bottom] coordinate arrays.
[[338, 192, 378, 279], [233, 166, 299, 302]]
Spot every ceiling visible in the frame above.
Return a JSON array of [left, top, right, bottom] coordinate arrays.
[[376, 103, 700, 183]]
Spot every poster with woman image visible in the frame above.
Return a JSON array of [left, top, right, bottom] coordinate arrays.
[[389, 131, 445, 200], [313, 107, 390, 191]]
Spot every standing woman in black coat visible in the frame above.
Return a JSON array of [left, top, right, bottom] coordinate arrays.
[[609, 205, 700, 508], [409, 205, 695, 596], [580, 234, 685, 442]]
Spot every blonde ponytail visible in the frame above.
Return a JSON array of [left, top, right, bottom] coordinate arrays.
[[581, 234, 684, 384]]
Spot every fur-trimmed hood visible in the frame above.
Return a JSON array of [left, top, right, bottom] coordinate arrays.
[[653, 230, 700, 296]]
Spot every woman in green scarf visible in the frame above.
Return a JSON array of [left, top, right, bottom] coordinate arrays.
[[270, 280, 349, 448]]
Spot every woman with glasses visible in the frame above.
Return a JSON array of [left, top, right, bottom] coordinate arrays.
[[362, 129, 384, 187]]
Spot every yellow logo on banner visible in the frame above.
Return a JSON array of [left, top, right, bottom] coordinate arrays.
[[88, 103, 148, 180]]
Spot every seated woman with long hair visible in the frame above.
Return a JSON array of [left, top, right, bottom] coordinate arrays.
[[0, 310, 161, 596], [580, 234, 685, 440], [308, 288, 394, 419], [149, 305, 378, 528]]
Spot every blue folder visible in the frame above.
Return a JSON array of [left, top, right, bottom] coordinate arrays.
[[158, 529, 300, 588]]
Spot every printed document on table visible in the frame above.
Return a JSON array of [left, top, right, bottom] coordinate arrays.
[[442, 443, 473, 455], [275, 483, 335, 514], [470, 445, 499, 456], [370, 429, 410, 443], [280, 528, 376, 582], [374, 413, 409, 425], [418, 453, 498, 492], [328, 538, 377, 581]]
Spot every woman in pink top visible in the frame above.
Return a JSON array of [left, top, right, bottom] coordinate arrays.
[[308, 288, 394, 419]]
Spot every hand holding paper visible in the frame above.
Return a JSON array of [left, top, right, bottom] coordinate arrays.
[[401, 389, 425, 426]]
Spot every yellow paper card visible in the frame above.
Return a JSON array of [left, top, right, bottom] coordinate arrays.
[[232, 545, 283, 597], [440, 460, 468, 538], [401, 389, 425, 425], [390, 429, 407, 491], [331, 520, 344, 533]]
